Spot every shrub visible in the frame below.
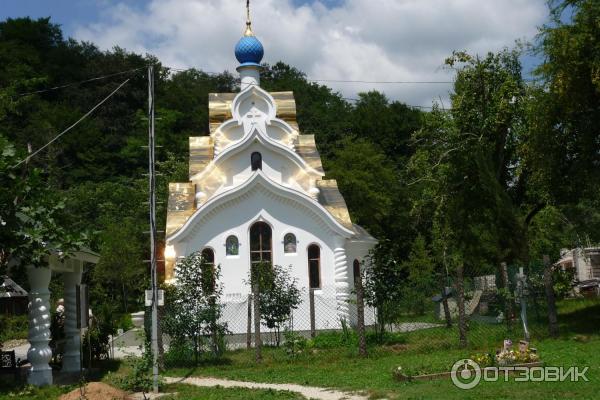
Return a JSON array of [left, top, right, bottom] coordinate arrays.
[[282, 330, 307, 359], [0, 315, 28, 343], [161, 252, 228, 364], [112, 351, 159, 395], [164, 340, 195, 368], [312, 331, 357, 349]]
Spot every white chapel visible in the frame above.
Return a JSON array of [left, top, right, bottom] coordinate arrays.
[[163, 5, 376, 332]]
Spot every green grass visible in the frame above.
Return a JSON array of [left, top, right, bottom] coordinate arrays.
[[162, 298, 600, 399], [0, 382, 74, 400], [160, 383, 306, 399]]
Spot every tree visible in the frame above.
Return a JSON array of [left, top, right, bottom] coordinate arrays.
[[0, 135, 86, 280], [530, 0, 600, 205], [401, 235, 435, 315], [249, 262, 302, 346], [162, 252, 227, 363]]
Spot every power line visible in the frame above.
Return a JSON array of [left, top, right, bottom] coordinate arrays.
[[313, 79, 454, 84], [12, 79, 131, 168], [14, 67, 144, 98]]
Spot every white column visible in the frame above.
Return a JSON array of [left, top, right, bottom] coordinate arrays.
[[333, 236, 350, 323], [237, 65, 260, 90], [62, 263, 82, 372], [26, 265, 53, 386]]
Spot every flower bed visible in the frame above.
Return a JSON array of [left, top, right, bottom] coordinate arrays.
[[393, 338, 543, 382]]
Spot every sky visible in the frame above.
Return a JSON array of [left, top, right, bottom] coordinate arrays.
[[0, 0, 550, 107]]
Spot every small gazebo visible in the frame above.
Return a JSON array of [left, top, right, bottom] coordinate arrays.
[[0, 276, 28, 315], [25, 248, 99, 386]]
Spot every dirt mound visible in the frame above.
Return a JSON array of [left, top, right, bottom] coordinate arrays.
[[60, 382, 131, 400]]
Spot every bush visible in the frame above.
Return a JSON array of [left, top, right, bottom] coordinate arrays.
[[0, 315, 28, 343], [366, 331, 407, 346], [312, 330, 357, 349], [111, 351, 159, 394], [115, 313, 133, 332], [164, 340, 196, 368], [283, 330, 307, 359]]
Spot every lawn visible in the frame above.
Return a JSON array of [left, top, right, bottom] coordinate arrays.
[[1, 299, 598, 399], [163, 298, 600, 399]]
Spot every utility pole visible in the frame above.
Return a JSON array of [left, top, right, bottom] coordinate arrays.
[[147, 64, 159, 394]]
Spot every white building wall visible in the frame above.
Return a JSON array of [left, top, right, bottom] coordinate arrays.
[[174, 187, 340, 302]]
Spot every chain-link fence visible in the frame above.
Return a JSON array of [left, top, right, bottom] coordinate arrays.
[[157, 258, 584, 368], [3, 258, 596, 373]]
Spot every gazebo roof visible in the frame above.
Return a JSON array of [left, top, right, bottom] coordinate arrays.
[[0, 275, 28, 298]]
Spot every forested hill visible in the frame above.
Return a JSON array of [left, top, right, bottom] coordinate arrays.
[[1, 1, 599, 317]]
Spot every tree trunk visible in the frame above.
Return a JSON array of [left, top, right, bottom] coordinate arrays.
[[456, 262, 468, 348], [543, 255, 559, 338], [246, 293, 252, 349], [157, 305, 164, 370], [253, 283, 262, 362], [309, 288, 316, 338], [440, 281, 452, 328], [500, 262, 513, 329], [355, 275, 367, 357]]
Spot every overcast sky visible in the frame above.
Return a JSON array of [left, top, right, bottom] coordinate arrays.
[[2, 0, 549, 107]]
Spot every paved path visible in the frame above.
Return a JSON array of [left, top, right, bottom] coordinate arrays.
[[164, 376, 368, 400]]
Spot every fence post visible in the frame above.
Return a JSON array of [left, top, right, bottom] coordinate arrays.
[[309, 288, 316, 338], [456, 262, 468, 348], [247, 293, 252, 349], [355, 275, 367, 357], [501, 262, 513, 329], [253, 283, 262, 362], [543, 255, 559, 338]]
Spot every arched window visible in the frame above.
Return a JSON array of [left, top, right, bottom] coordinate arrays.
[[201, 248, 215, 265], [284, 233, 297, 253], [251, 152, 262, 171], [226, 235, 239, 256], [201, 248, 215, 292], [353, 259, 361, 285], [308, 244, 321, 289], [250, 221, 272, 265]]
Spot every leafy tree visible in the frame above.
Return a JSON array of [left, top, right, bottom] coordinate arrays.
[[249, 262, 302, 346], [401, 235, 435, 315], [530, 0, 600, 205], [162, 252, 227, 363], [0, 135, 86, 281], [363, 241, 406, 336]]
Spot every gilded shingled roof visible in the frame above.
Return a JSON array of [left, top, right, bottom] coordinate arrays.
[[189, 136, 214, 178], [316, 179, 353, 229], [166, 182, 196, 236], [295, 135, 324, 174]]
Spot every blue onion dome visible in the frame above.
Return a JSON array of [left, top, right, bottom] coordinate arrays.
[[235, 22, 264, 66]]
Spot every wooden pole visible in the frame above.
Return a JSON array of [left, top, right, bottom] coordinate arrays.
[[501, 262, 513, 328], [253, 283, 262, 362], [543, 255, 559, 338], [309, 288, 316, 338], [456, 262, 468, 348], [355, 275, 367, 357], [246, 293, 252, 349], [147, 64, 159, 393]]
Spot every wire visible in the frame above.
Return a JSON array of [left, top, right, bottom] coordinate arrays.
[[14, 67, 144, 98], [12, 78, 131, 168], [313, 79, 454, 84]]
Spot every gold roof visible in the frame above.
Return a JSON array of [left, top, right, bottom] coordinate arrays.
[[316, 179, 353, 229], [189, 136, 214, 178], [166, 182, 196, 236], [166, 90, 365, 246], [295, 135, 324, 174]]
